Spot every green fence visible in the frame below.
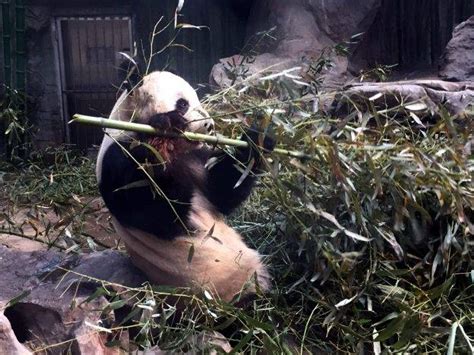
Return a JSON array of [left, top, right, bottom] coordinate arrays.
[[1, 0, 27, 157]]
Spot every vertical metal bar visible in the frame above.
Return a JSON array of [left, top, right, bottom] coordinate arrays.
[[85, 19, 94, 91], [2, 0, 12, 87], [51, 20, 66, 143], [128, 16, 133, 56], [54, 18, 71, 143], [14, 0, 25, 91], [76, 20, 85, 90]]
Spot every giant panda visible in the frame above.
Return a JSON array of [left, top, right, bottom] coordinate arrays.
[[96, 65, 273, 302]]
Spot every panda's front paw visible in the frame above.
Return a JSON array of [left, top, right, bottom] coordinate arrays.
[[243, 127, 276, 154], [149, 112, 187, 133]]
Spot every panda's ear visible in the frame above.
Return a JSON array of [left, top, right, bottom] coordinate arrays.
[[118, 52, 144, 93]]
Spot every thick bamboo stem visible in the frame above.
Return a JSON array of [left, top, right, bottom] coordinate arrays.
[[71, 114, 313, 160]]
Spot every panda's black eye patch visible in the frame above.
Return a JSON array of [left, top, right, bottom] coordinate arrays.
[[175, 98, 189, 114]]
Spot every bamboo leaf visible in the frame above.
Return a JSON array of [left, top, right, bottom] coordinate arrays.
[[234, 158, 255, 188], [114, 179, 150, 192]]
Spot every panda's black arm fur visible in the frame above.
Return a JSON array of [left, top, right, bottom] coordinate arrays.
[[204, 129, 275, 215], [99, 129, 273, 238], [99, 141, 203, 240]]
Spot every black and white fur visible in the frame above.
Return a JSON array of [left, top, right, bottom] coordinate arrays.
[[96, 69, 272, 301]]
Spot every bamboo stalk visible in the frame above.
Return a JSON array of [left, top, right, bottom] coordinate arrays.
[[71, 114, 313, 160]]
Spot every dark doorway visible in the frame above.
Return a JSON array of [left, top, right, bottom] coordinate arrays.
[[56, 16, 132, 149]]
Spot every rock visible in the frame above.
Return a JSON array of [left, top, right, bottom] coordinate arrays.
[[307, 0, 382, 43], [61, 250, 147, 292], [210, 0, 381, 89], [0, 313, 32, 355], [0, 235, 46, 252], [439, 16, 474, 82], [0, 246, 147, 353], [210, 53, 297, 88], [73, 323, 118, 355], [333, 79, 474, 118]]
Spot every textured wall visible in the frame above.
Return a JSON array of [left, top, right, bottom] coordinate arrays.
[[134, 0, 251, 88], [0, 5, 5, 153], [350, 0, 474, 73]]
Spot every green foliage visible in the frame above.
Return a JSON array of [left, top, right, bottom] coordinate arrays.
[[199, 67, 473, 353], [358, 63, 398, 82], [0, 147, 100, 251], [0, 85, 33, 160], [1, 147, 97, 206]]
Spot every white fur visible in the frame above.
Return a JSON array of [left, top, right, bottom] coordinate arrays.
[[115, 195, 270, 301], [106, 71, 213, 138]]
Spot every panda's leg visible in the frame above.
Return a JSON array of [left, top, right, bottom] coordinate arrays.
[[115, 214, 270, 302]]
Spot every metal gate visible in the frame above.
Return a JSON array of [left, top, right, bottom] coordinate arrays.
[[56, 16, 132, 149]]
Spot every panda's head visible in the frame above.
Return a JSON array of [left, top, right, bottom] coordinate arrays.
[[109, 61, 214, 139], [132, 71, 214, 134]]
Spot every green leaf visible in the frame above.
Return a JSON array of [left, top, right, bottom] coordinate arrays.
[[83, 286, 110, 304], [113, 179, 150, 192], [231, 330, 253, 354], [106, 299, 127, 311], [374, 314, 406, 342], [119, 306, 142, 326], [234, 158, 255, 188], [6, 290, 31, 308]]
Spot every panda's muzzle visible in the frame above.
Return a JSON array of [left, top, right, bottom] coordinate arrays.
[[184, 107, 215, 135]]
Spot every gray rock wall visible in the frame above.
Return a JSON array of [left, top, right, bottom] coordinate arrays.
[[211, 0, 382, 88], [25, 6, 63, 148], [439, 16, 474, 81], [211, 0, 474, 88]]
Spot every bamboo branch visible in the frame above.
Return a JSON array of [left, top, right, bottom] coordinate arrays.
[[71, 114, 313, 160]]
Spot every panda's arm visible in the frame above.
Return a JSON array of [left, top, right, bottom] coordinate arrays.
[[204, 129, 274, 215], [98, 141, 202, 240]]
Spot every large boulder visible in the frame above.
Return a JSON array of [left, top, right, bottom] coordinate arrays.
[[210, 0, 381, 89], [439, 16, 474, 82], [0, 245, 146, 354], [0, 243, 232, 353]]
